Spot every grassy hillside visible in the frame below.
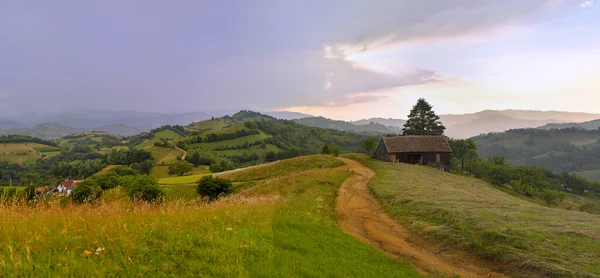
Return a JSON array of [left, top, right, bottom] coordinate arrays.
[[472, 128, 600, 180], [347, 154, 600, 277], [0, 142, 62, 164], [179, 111, 367, 169], [0, 155, 418, 277]]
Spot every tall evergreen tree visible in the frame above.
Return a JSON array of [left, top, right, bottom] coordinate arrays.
[[402, 98, 446, 135]]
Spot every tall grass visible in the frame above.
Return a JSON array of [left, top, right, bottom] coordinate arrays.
[[0, 155, 418, 277]]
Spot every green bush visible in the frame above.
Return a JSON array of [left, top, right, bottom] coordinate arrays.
[[71, 180, 103, 204], [110, 166, 136, 176], [168, 161, 193, 176], [209, 159, 234, 173], [537, 189, 566, 206], [126, 175, 165, 203], [95, 173, 121, 190], [197, 176, 233, 201]]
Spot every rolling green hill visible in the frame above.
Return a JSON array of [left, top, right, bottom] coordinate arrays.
[[0, 135, 62, 165], [348, 154, 600, 276], [180, 111, 367, 168], [57, 132, 128, 153], [472, 128, 600, 180]]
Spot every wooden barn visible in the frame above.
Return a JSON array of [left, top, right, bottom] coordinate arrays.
[[373, 136, 453, 170]]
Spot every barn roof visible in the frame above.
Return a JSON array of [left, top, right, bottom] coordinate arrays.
[[382, 136, 452, 153]]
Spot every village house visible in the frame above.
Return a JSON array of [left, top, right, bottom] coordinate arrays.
[[57, 180, 82, 196], [373, 136, 453, 171]]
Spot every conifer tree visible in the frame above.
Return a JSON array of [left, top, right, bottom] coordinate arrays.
[[402, 98, 446, 135]]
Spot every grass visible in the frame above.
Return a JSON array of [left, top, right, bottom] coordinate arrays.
[[199, 124, 247, 139], [145, 146, 184, 164], [345, 154, 600, 277], [188, 132, 270, 150], [99, 146, 129, 154], [152, 129, 182, 141], [220, 155, 345, 182], [159, 174, 210, 185], [92, 165, 119, 177], [214, 144, 281, 158], [151, 166, 209, 179], [0, 143, 57, 164], [0, 155, 419, 277], [188, 118, 230, 131]]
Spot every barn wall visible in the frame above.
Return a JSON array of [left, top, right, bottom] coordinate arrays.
[[388, 153, 397, 162], [373, 140, 389, 162], [394, 152, 451, 167]]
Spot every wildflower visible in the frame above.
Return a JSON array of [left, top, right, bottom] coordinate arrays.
[[95, 247, 105, 255]]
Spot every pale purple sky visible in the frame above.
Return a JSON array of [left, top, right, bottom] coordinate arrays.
[[1, 0, 599, 120]]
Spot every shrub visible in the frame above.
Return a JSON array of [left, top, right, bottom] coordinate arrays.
[[197, 176, 233, 201], [126, 175, 165, 203], [537, 189, 566, 206], [168, 161, 193, 176], [95, 173, 121, 190], [71, 180, 103, 204], [329, 144, 341, 157], [110, 166, 136, 176], [209, 159, 234, 173], [509, 180, 538, 197]]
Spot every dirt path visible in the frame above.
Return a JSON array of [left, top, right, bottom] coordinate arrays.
[[174, 145, 187, 161], [336, 158, 505, 277]]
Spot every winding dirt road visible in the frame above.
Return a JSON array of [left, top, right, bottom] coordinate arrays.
[[174, 145, 187, 161], [336, 158, 505, 277]]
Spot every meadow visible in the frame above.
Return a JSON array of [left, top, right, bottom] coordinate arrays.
[[188, 132, 271, 151], [345, 154, 600, 277], [0, 143, 61, 164], [0, 155, 419, 277]]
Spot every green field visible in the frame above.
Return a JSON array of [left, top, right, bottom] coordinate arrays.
[[346, 154, 600, 277], [189, 132, 270, 150], [214, 144, 281, 158], [0, 155, 418, 277], [152, 129, 183, 141], [220, 155, 344, 182], [159, 174, 209, 185], [99, 146, 129, 154], [187, 118, 230, 131], [145, 146, 184, 164], [151, 165, 209, 179], [0, 143, 61, 164]]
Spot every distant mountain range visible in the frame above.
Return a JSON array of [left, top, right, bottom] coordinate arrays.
[[356, 110, 600, 138], [0, 123, 149, 140], [1, 109, 599, 140]]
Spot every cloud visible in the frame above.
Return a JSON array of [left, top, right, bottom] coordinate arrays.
[[0, 0, 581, 116], [581, 0, 594, 7]]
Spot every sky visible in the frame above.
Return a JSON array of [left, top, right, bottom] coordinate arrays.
[[1, 0, 599, 121]]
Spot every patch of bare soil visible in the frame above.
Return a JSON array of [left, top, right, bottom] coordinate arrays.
[[336, 158, 506, 277]]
